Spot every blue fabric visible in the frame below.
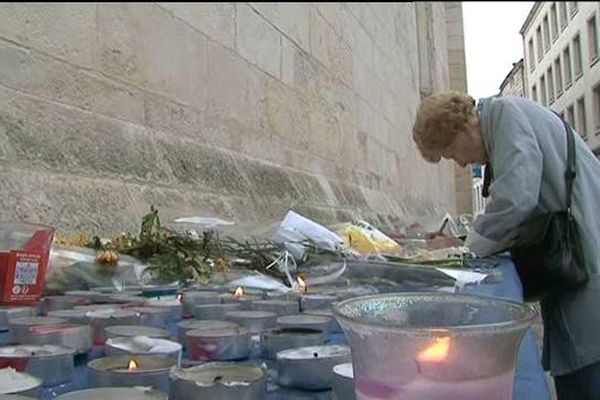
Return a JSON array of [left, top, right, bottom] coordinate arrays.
[[463, 255, 551, 400]]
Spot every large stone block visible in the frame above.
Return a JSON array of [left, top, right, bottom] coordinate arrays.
[[98, 3, 208, 109], [0, 3, 96, 68], [0, 39, 144, 124], [236, 4, 281, 78], [249, 3, 310, 51], [157, 2, 235, 49], [206, 41, 267, 131], [0, 85, 170, 183], [264, 79, 310, 149]]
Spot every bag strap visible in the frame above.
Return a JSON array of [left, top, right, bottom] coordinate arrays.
[[551, 111, 576, 214]]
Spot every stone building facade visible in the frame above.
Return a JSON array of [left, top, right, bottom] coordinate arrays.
[[500, 59, 526, 97], [521, 1, 600, 157], [0, 3, 461, 235]]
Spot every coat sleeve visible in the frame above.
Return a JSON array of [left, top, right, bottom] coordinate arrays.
[[465, 98, 544, 257]]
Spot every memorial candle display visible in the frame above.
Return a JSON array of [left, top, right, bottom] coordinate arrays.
[[333, 293, 536, 400]]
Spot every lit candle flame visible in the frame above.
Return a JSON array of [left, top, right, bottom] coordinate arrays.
[[176, 293, 183, 302], [297, 277, 307, 293], [234, 287, 244, 299], [418, 337, 450, 363], [128, 359, 139, 370]]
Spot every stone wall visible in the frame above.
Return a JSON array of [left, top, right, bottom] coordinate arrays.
[[0, 3, 456, 235]]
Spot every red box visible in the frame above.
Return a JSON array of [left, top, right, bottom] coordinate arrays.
[[0, 223, 54, 305]]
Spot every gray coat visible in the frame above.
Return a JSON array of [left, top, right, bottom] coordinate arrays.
[[465, 95, 600, 376]]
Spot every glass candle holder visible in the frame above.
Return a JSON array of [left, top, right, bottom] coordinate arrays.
[[333, 293, 536, 400]]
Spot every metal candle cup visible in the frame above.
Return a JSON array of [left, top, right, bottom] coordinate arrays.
[[105, 337, 182, 361], [55, 387, 166, 400], [0, 369, 42, 397], [22, 322, 93, 355], [64, 290, 110, 304], [88, 355, 176, 394], [0, 345, 74, 386], [276, 314, 332, 335], [177, 320, 239, 348], [47, 309, 90, 325], [187, 326, 251, 361], [42, 295, 89, 314], [260, 327, 326, 360], [251, 300, 299, 317], [146, 298, 183, 324], [192, 303, 242, 320], [276, 345, 352, 390], [332, 362, 356, 400], [87, 309, 142, 345], [7, 316, 67, 344], [169, 363, 266, 400], [104, 325, 170, 340], [219, 294, 261, 310], [224, 311, 277, 335], [180, 291, 221, 315], [303, 309, 343, 333], [0, 307, 34, 331], [108, 294, 147, 306], [128, 307, 172, 329]]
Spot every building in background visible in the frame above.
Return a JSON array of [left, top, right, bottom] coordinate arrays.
[[445, 2, 475, 217], [499, 58, 526, 97], [521, 1, 600, 157], [0, 3, 466, 234]]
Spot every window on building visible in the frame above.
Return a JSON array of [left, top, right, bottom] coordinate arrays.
[[528, 39, 536, 71], [541, 75, 547, 106], [550, 4, 559, 40], [593, 83, 600, 133], [577, 96, 587, 138], [559, 2, 568, 30], [567, 104, 575, 127], [548, 67, 555, 103], [574, 34, 583, 78], [568, 2, 578, 18], [555, 58, 563, 96], [532, 84, 538, 102], [537, 26, 544, 61], [543, 15, 551, 52], [564, 46, 573, 87], [588, 15, 599, 63]]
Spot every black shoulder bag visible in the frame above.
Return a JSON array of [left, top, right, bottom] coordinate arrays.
[[482, 112, 588, 301]]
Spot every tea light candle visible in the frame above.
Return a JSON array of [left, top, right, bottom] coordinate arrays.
[[88, 355, 176, 394], [92, 285, 143, 294], [276, 314, 332, 335], [20, 322, 93, 355], [300, 294, 336, 311], [260, 327, 326, 360], [170, 362, 266, 400], [87, 309, 142, 345], [219, 288, 262, 310], [65, 290, 110, 304], [104, 325, 170, 340], [332, 362, 356, 400], [108, 294, 148, 306], [42, 295, 88, 314], [264, 291, 301, 301], [146, 297, 183, 324], [47, 309, 91, 325], [55, 387, 166, 400], [276, 345, 352, 390], [224, 311, 277, 335], [180, 291, 221, 315], [303, 309, 343, 334], [0, 306, 34, 331], [192, 303, 242, 320], [251, 300, 299, 317], [0, 368, 42, 397], [105, 337, 182, 361], [128, 307, 172, 329], [176, 320, 239, 348], [187, 326, 251, 361], [8, 316, 67, 344], [0, 345, 74, 387]]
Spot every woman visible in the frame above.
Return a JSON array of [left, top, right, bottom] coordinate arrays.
[[412, 91, 600, 400]]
